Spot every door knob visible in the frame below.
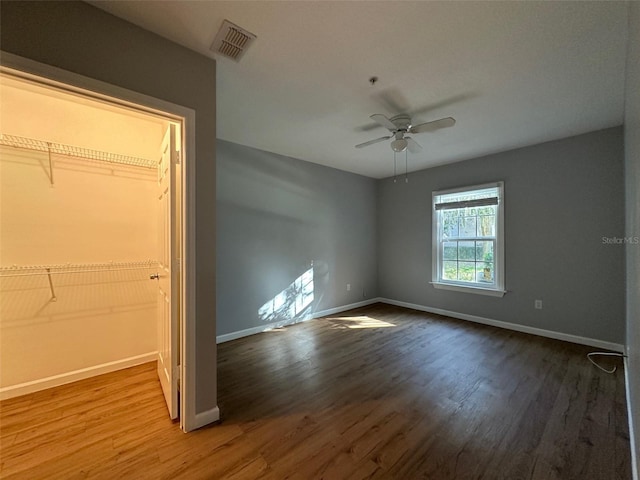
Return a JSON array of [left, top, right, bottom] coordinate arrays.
[[149, 273, 160, 280]]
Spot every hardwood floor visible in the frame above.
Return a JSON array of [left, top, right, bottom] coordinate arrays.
[[0, 304, 631, 479]]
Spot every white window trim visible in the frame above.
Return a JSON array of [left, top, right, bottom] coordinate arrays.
[[431, 181, 505, 297]]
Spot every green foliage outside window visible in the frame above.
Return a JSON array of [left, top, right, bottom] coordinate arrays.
[[441, 206, 496, 284]]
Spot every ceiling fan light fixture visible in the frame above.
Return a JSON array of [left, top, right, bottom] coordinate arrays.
[[391, 138, 408, 152]]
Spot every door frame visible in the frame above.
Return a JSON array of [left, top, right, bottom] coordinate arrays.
[[0, 52, 198, 432]]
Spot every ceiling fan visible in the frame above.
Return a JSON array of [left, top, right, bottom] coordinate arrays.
[[355, 113, 456, 153]]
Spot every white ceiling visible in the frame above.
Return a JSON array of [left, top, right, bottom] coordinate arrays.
[[89, 1, 629, 179]]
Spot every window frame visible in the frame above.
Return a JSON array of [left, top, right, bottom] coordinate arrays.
[[431, 181, 505, 297]]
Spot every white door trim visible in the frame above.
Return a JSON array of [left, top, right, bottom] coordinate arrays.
[[0, 51, 198, 433]]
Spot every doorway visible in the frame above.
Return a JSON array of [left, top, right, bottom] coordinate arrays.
[[0, 66, 191, 430]]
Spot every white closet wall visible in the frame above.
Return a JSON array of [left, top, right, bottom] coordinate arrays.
[[0, 77, 166, 394]]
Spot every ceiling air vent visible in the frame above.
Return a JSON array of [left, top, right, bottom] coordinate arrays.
[[210, 20, 256, 62]]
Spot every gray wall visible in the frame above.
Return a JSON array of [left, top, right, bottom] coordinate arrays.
[[0, 1, 218, 414], [624, 1, 640, 472], [378, 127, 625, 344], [217, 140, 377, 336]]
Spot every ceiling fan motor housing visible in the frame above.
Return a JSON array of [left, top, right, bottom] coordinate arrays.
[[390, 114, 412, 132], [390, 115, 411, 151]]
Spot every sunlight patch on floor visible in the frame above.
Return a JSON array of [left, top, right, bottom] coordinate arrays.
[[327, 315, 396, 329], [264, 326, 288, 333]]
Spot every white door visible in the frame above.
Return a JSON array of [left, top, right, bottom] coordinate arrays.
[[154, 123, 179, 419]]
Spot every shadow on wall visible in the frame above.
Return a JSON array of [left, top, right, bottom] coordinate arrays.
[[258, 260, 330, 325], [0, 266, 156, 326], [0, 267, 157, 387], [217, 139, 378, 336]]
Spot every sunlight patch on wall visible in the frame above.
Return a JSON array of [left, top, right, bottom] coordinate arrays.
[[328, 316, 396, 329], [259, 267, 314, 323]]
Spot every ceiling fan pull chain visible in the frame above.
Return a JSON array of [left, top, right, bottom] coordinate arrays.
[[393, 151, 397, 183], [405, 150, 409, 183]]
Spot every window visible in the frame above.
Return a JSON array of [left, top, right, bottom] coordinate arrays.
[[432, 182, 505, 296]]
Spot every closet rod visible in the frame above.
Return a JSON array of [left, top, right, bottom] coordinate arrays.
[[0, 133, 156, 170]]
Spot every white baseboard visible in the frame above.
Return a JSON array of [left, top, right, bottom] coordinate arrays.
[[217, 297, 624, 352], [378, 298, 625, 353], [216, 318, 310, 344], [216, 298, 380, 344], [184, 405, 220, 433], [625, 356, 639, 480], [0, 352, 157, 401]]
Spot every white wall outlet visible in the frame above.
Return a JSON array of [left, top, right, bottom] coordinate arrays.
[[347, 283, 351, 291], [534, 300, 543, 309]]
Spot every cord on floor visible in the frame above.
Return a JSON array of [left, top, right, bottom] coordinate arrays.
[[587, 351, 627, 373]]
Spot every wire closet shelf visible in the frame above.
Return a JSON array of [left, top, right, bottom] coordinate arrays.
[[0, 261, 158, 303], [0, 133, 156, 170], [0, 260, 158, 278]]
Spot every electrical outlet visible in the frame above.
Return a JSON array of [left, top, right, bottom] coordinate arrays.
[[347, 283, 351, 291], [534, 300, 542, 309]]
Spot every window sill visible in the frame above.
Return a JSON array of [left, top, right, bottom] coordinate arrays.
[[431, 282, 506, 297]]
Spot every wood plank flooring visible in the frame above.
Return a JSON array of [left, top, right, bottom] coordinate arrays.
[[0, 303, 632, 479]]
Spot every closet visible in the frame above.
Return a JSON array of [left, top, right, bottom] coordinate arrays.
[[0, 73, 172, 401]]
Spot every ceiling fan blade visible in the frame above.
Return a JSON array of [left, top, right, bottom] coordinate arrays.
[[355, 136, 391, 149], [370, 114, 397, 131], [410, 117, 456, 134], [373, 88, 410, 114], [357, 122, 385, 132], [409, 93, 474, 117], [406, 137, 422, 153]]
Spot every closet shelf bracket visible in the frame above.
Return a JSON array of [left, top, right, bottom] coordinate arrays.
[[46, 268, 57, 302], [47, 142, 55, 186]]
